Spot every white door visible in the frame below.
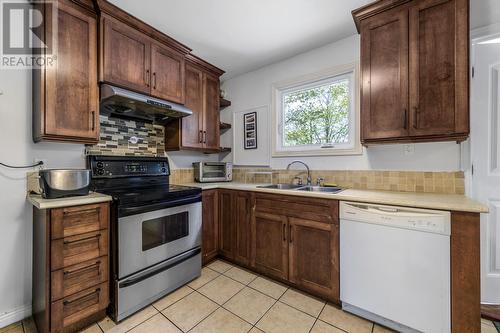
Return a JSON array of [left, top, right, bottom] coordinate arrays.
[[471, 34, 500, 304]]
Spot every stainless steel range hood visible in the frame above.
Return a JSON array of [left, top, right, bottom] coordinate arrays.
[[100, 84, 192, 124]]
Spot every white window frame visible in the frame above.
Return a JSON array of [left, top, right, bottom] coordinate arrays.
[[271, 63, 361, 157]]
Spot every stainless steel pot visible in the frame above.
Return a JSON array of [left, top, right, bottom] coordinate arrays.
[[39, 169, 91, 199]]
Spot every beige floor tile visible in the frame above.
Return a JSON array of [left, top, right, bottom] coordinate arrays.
[[190, 308, 252, 333], [482, 322, 499, 333], [162, 292, 218, 332], [22, 318, 37, 333], [482, 318, 495, 327], [224, 266, 258, 285], [256, 302, 316, 333], [106, 306, 158, 333], [223, 287, 276, 324], [127, 314, 181, 333], [198, 275, 245, 305], [79, 324, 103, 333], [206, 260, 233, 273], [0, 322, 23, 333], [188, 267, 220, 290], [373, 324, 397, 332], [153, 285, 194, 311], [319, 304, 373, 333], [97, 317, 116, 332], [249, 328, 264, 333], [279, 289, 325, 318], [310, 320, 344, 333], [249, 276, 288, 299]]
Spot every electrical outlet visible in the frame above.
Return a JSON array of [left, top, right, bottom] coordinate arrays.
[[403, 144, 415, 155]]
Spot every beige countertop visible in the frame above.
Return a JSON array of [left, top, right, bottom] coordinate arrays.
[[181, 182, 489, 213], [28, 192, 113, 209]]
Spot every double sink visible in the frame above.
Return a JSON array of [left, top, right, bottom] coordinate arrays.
[[257, 183, 343, 193]]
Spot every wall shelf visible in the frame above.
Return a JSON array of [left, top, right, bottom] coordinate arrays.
[[220, 98, 231, 109], [220, 122, 232, 130]]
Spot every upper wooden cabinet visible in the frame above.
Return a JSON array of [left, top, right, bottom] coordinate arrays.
[[165, 55, 224, 152], [353, 0, 469, 144], [33, 0, 99, 144], [100, 14, 187, 103]]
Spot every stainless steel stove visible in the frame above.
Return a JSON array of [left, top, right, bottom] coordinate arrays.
[[88, 155, 202, 321]]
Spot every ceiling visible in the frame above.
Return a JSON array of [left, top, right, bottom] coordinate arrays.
[[110, 0, 500, 81]]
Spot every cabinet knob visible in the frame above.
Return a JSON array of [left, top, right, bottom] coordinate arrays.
[[153, 72, 157, 90]]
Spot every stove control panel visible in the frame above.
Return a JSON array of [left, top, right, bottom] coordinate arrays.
[[89, 156, 170, 178]]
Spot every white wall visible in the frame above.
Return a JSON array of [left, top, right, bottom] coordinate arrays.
[[220, 35, 463, 171], [0, 68, 212, 327]]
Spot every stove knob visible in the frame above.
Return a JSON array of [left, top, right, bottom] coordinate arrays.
[[97, 169, 105, 176], [161, 167, 167, 173], [96, 161, 104, 169]]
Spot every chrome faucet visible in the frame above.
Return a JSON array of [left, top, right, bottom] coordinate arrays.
[[286, 160, 312, 186]]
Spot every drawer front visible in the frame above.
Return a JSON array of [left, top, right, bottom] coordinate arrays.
[[51, 203, 109, 240], [51, 230, 108, 271], [51, 256, 108, 302], [51, 282, 108, 332], [255, 193, 338, 224]]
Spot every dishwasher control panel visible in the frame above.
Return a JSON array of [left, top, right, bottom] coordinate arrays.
[[340, 202, 451, 235]]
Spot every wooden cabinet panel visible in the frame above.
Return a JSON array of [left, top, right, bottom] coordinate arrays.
[[361, 7, 409, 141], [51, 256, 108, 302], [182, 64, 204, 149], [288, 218, 339, 301], [51, 203, 109, 240], [102, 16, 151, 93], [233, 191, 252, 266], [219, 190, 234, 259], [151, 43, 185, 103], [51, 282, 108, 333], [51, 230, 108, 271], [252, 211, 288, 280], [34, 0, 98, 143], [203, 73, 220, 150], [408, 0, 469, 137], [202, 190, 219, 264]]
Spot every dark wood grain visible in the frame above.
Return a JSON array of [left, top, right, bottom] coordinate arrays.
[[361, 6, 409, 141], [233, 191, 253, 266], [352, 0, 412, 32], [181, 62, 204, 149], [151, 43, 185, 104], [482, 304, 500, 322], [218, 190, 234, 259], [203, 73, 221, 150], [33, 0, 99, 144], [51, 203, 108, 240], [202, 190, 219, 264], [451, 211, 480, 333]]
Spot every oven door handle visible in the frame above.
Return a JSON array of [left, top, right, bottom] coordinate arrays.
[[118, 193, 201, 217], [119, 247, 201, 289]]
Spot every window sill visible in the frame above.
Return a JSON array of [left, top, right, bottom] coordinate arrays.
[[272, 145, 363, 157]]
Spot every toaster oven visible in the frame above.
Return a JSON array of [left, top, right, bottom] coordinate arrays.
[[192, 162, 232, 183]]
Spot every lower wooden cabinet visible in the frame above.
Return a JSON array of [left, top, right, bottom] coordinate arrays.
[[202, 190, 219, 264], [33, 202, 110, 333], [252, 211, 288, 280]]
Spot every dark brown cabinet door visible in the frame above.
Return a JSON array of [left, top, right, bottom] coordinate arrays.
[[102, 16, 151, 94], [182, 64, 204, 149], [360, 7, 409, 142], [233, 191, 252, 266], [218, 190, 234, 259], [251, 211, 288, 280], [41, 0, 98, 142], [203, 73, 220, 150], [408, 0, 469, 137], [202, 190, 218, 264], [288, 218, 339, 301], [151, 43, 185, 104]]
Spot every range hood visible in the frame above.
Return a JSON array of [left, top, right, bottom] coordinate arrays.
[[100, 84, 192, 124]]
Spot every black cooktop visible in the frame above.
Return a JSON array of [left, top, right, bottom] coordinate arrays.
[[104, 184, 201, 205]]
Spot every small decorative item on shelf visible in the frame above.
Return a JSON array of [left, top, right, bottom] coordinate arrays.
[[220, 89, 227, 99], [243, 111, 257, 149]]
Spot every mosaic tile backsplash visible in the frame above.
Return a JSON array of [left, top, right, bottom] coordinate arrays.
[[85, 115, 165, 156]]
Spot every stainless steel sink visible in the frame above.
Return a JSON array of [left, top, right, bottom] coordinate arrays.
[[295, 186, 343, 193], [257, 184, 343, 193], [257, 183, 303, 190]]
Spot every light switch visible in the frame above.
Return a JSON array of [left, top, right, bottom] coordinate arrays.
[[404, 144, 415, 155]]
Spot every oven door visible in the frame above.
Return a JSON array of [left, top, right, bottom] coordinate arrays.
[[118, 201, 201, 279]]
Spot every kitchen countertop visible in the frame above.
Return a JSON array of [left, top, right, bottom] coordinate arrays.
[[28, 192, 113, 209], [180, 182, 489, 213]]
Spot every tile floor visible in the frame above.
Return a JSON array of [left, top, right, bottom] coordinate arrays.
[[2, 260, 499, 333]]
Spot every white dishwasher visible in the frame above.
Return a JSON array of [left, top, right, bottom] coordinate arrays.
[[340, 201, 451, 333]]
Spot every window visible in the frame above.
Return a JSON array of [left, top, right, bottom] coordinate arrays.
[[272, 64, 361, 156]]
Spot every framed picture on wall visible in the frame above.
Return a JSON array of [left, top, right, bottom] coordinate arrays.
[[244, 112, 257, 149]]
